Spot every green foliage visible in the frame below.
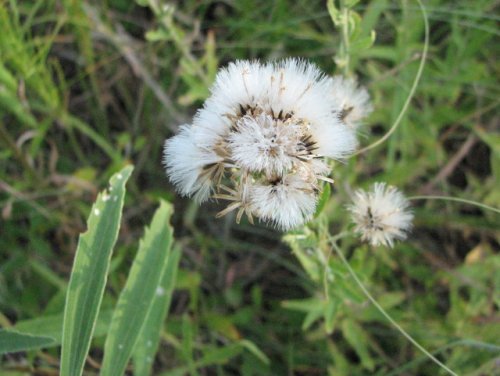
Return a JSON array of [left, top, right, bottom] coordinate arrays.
[[13, 309, 114, 347], [133, 247, 181, 375], [328, 0, 376, 74], [0, 0, 499, 375], [61, 166, 133, 376], [1, 166, 181, 375], [0, 330, 55, 355], [101, 200, 174, 376]]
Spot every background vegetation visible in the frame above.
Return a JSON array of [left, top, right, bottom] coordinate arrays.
[[0, 0, 498, 375]]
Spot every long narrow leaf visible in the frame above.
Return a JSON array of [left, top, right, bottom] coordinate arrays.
[[0, 330, 55, 354], [101, 200, 174, 376], [60, 165, 133, 376], [12, 309, 114, 350], [133, 247, 181, 376]]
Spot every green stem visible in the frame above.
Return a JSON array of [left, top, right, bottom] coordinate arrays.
[[340, 0, 350, 75], [353, 0, 429, 156], [328, 237, 458, 376], [409, 195, 500, 215]]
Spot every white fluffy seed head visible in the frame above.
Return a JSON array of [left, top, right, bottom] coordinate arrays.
[[348, 182, 413, 247], [309, 118, 358, 160], [163, 125, 224, 202], [250, 174, 317, 231], [331, 76, 372, 127], [228, 113, 303, 176], [201, 59, 357, 159], [163, 58, 368, 230]]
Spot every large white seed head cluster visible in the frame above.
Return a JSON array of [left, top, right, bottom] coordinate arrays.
[[348, 182, 414, 247], [164, 58, 372, 231]]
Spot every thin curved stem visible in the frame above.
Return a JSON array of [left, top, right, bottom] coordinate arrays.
[[328, 237, 458, 376], [353, 0, 429, 156], [409, 195, 500, 214]]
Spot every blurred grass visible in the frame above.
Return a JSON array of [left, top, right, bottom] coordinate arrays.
[[0, 0, 499, 374]]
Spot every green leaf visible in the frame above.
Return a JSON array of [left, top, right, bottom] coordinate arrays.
[[133, 247, 181, 376], [198, 344, 243, 365], [238, 339, 270, 365], [60, 165, 133, 376], [335, 275, 366, 304], [204, 312, 241, 341], [345, 0, 360, 7], [203, 30, 218, 83], [0, 62, 17, 91], [180, 314, 197, 373], [101, 200, 175, 376], [302, 308, 324, 331], [350, 31, 376, 53], [28, 259, 67, 291], [145, 28, 171, 42], [282, 298, 325, 331], [347, 11, 363, 40], [314, 183, 331, 218], [324, 299, 339, 334], [0, 88, 38, 127], [282, 297, 324, 313], [359, 0, 387, 38], [283, 232, 322, 282], [0, 330, 55, 354], [327, 0, 341, 25], [13, 309, 114, 349], [162, 344, 243, 376], [341, 319, 375, 371]]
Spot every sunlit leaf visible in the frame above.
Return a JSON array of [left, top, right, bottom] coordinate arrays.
[[133, 247, 181, 376], [60, 166, 133, 376], [101, 200, 175, 376]]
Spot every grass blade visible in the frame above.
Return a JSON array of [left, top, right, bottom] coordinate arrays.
[[132, 247, 181, 376], [12, 309, 114, 350], [101, 200, 175, 376], [60, 165, 133, 376], [0, 330, 55, 354]]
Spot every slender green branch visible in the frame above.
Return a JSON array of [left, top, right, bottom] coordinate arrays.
[[328, 237, 458, 376], [409, 195, 500, 214], [353, 0, 429, 156]]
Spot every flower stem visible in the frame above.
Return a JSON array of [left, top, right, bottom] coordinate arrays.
[[353, 0, 429, 156], [409, 195, 500, 214], [328, 237, 458, 376]]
